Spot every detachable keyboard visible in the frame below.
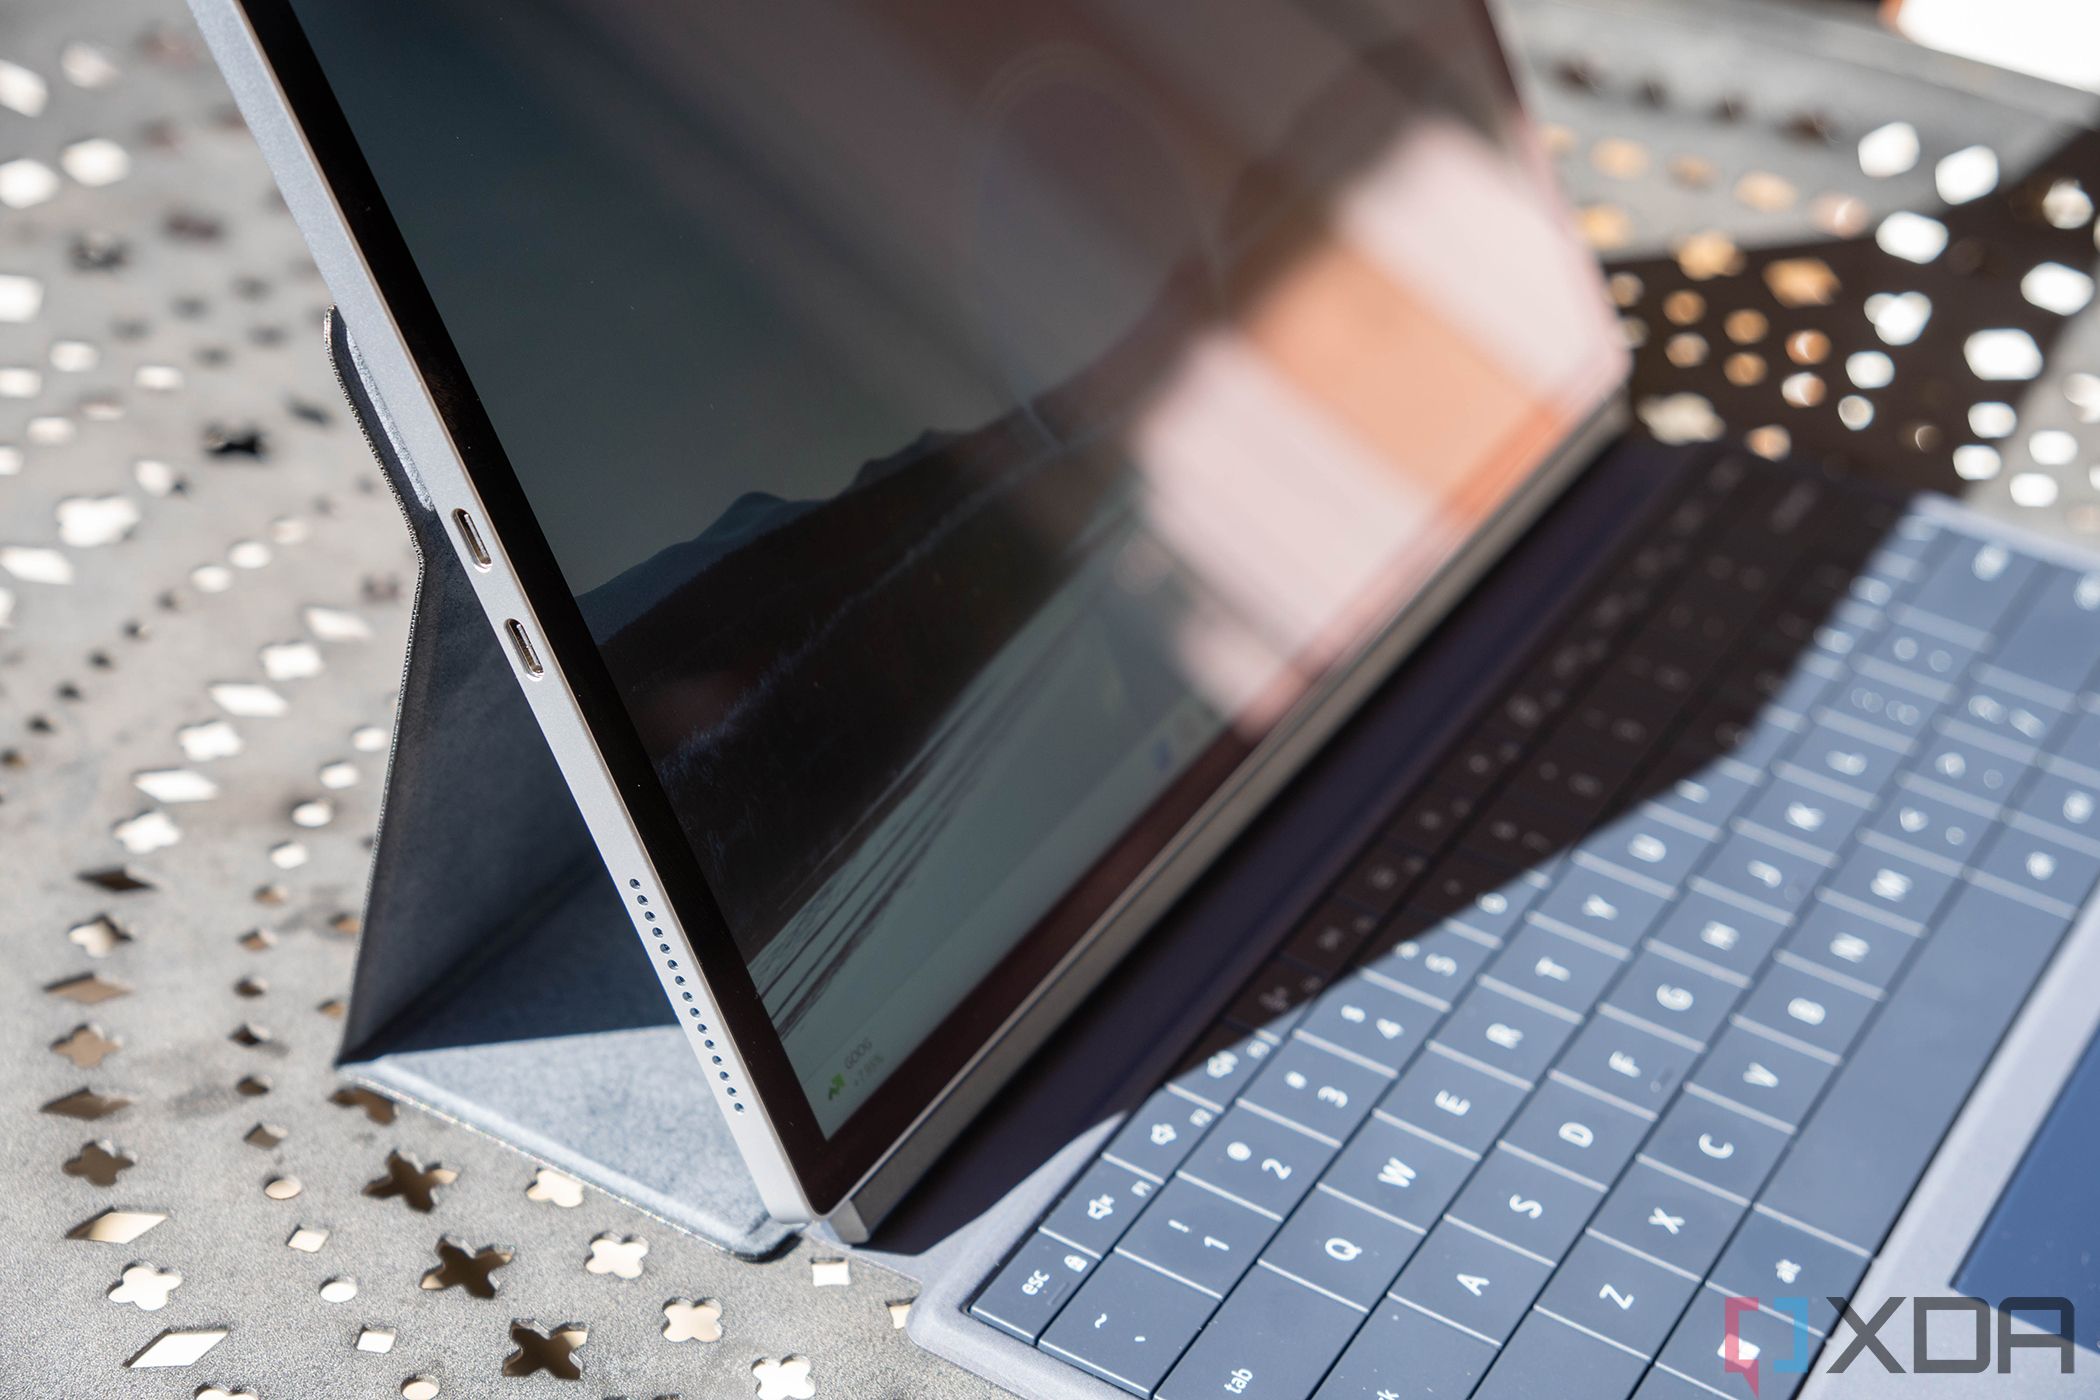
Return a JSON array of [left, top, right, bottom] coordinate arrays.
[[968, 452, 2100, 1400]]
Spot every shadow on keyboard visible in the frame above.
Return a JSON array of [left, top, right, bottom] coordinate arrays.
[[962, 450, 2100, 1400]]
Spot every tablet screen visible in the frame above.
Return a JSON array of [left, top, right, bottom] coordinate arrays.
[[285, 0, 1619, 1134]]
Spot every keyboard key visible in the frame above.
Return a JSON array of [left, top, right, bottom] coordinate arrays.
[[1390, 1220, 1554, 1345], [2052, 704, 2100, 780], [1338, 842, 1431, 916], [1643, 1095, 1789, 1201], [1652, 1287, 1814, 1400], [1490, 923, 1622, 1014], [1913, 732, 2027, 810], [1819, 845, 1954, 931], [1471, 794, 1585, 871], [1821, 676, 1937, 744], [1761, 883, 2073, 1248], [1228, 960, 1328, 1038], [1573, 677, 1675, 760], [1778, 900, 1912, 993], [1580, 807, 1704, 889], [1688, 696, 1795, 772], [1530, 864, 1669, 950], [1170, 1025, 1278, 1111], [2016, 767, 2100, 842], [1500, 1079, 1649, 1187], [1282, 901, 1382, 976], [1242, 1039, 1387, 1142], [1647, 891, 1786, 981], [1476, 1309, 1651, 1398], [1975, 822, 2100, 910], [1323, 1115, 1473, 1229], [1534, 1232, 1700, 1357], [971, 1231, 1100, 1341], [1788, 724, 1905, 798], [1180, 1106, 1335, 1218], [1720, 648, 1836, 722], [1104, 1089, 1220, 1181], [1042, 1158, 1161, 1256], [1296, 973, 1433, 1073], [1948, 684, 2060, 755], [1735, 963, 1873, 1060], [1313, 1296, 1494, 1400], [1117, 1177, 1277, 1296], [1436, 987, 1575, 1084], [1417, 856, 1540, 940], [1259, 1187, 1424, 1308], [1447, 1145, 1601, 1263], [1381, 1052, 1526, 1155], [1862, 621, 1975, 690], [1737, 777, 1868, 858], [1523, 738, 1626, 817], [1692, 1025, 1834, 1130], [1907, 535, 2037, 636], [1649, 755, 1760, 833], [1709, 1208, 1869, 1335], [1388, 786, 1479, 853], [1359, 921, 1492, 1007], [1555, 1015, 1698, 1115], [1588, 1161, 1745, 1277], [1698, 832, 1822, 918], [1156, 1265, 1365, 1400], [1435, 728, 1528, 797], [1604, 951, 1738, 1048], [1868, 784, 1988, 867], [1980, 561, 2100, 695], [1038, 1254, 1218, 1396]]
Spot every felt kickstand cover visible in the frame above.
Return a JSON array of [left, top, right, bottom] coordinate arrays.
[[324, 307, 792, 1258]]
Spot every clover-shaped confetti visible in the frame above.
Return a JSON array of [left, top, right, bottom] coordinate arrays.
[[364, 1150, 456, 1211], [524, 1166, 582, 1208], [661, 1297, 722, 1343], [64, 1139, 136, 1186], [331, 1085, 396, 1123], [753, 1355, 816, 1400], [501, 1321, 586, 1379], [50, 1023, 119, 1067], [583, 1233, 646, 1279], [107, 1263, 181, 1311], [420, 1237, 511, 1298], [66, 913, 133, 957]]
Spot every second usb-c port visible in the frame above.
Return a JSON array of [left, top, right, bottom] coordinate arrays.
[[452, 508, 492, 570], [505, 619, 545, 678]]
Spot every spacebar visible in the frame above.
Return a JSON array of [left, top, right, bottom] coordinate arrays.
[[1758, 882, 2074, 1250]]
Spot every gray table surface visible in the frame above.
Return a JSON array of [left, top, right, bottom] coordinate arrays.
[[5, 0, 2098, 1396]]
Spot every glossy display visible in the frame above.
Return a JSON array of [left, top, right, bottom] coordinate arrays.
[[283, 0, 1620, 1131]]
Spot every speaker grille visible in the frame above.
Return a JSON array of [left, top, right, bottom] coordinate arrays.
[[623, 875, 747, 1114]]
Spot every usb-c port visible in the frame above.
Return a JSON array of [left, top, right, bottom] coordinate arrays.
[[452, 508, 492, 570], [505, 619, 545, 678]]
